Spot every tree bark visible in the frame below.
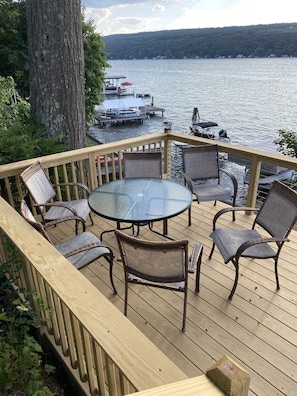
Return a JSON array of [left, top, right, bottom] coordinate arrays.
[[26, 0, 85, 150]]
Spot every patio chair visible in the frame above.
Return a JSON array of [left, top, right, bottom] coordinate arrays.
[[122, 151, 163, 235], [20, 161, 93, 234], [208, 180, 297, 300], [20, 200, 117, 294], [115, 230, 189, 332], [182, 145, 238, 226], [122, 151, 162, 178]]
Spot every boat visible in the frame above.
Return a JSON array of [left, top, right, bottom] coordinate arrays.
[[173, 125, 230, 149], [103, 75, 134, 96], [94, 98, 147, 128], [189, 126, 231, 143], [136, 93, 151, 98], [191, 107, 218, 127], [103, 75, 126, 95], [190, 107, 231, 143]]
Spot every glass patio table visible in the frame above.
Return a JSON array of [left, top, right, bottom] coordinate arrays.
[[88, 178, 192, 240]]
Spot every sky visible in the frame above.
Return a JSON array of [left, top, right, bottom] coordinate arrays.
[[82, 0, 296, 36]]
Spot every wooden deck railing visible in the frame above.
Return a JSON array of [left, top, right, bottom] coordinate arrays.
[[2, 129, 297, 395], [1, 130, 297, 212]]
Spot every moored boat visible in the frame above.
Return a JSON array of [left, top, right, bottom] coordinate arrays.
[[94, 98, 147, 128], [103, 75, 134, 96], [136, 93, 151, 98], [189, 126, 231, 143], [190, 107, 231, 143], [103, 75, 126, 95]]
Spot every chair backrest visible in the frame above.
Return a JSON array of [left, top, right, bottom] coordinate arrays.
[[20, 199, 53, 243], [255, 180, 297, 239], [20, 162, 56, 207], [115, 230, 188, 284], [182, 145, 220, 181], [122, 152, 162, 179]]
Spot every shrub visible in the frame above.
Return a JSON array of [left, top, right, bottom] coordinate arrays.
[[0, 76, 67, 165], [0, 238, 55, 395]]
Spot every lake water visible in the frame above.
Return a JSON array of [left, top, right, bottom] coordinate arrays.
[[90, 58, 297, 203], [91, 58, 297, 145]]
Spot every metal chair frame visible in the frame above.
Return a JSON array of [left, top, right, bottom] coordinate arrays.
[[115, 230, 189, 332], [182, 145, 238, 225], [21, 199, 116, 294], [208, 180, 297, 300]]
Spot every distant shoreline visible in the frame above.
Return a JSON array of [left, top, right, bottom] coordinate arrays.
[[103, 23, 297, 60]]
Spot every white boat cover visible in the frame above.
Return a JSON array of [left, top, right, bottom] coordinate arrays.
[[101, 98, 145, 110]]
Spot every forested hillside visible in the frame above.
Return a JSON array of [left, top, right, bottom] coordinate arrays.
[[103, 23, 297, 60]]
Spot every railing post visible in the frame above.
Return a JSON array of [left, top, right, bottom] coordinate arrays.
[[163, 128, 172, 178], [245, 156, 262, 208], [87, 151, 98, 190], [206, 355, 250, 396]]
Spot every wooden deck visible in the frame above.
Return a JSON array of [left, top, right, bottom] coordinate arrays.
[[47, 200, 297, 396]]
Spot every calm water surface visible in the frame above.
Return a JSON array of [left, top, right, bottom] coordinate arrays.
[[90, 58, 297, 203], [91, 58, 297, 145]]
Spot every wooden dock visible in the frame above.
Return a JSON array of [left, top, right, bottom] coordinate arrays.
[[141, 104, 165, 117], [94, 113, 147, 128], [93, 104, 165, 128]]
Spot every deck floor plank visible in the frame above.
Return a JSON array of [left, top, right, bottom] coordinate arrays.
[[48, 200, 297, 396]]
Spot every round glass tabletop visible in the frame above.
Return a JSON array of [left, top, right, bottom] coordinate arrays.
[[88, 178, 192, 224]]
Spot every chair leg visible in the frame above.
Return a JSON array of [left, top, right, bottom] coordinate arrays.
[[108, 253, 117, 294], [182, 288, 188, 332], [232, 208, 236, 222], [188, 206, 191, 226], [124, 279, 128, 316], [135, 224, 140, 236], [209, 243, 215, 259], [195, 245, 203, 293], [75, 219, 86, 235], [229, 260, 239, 300], [274, 258, 280, 290], [89, 212, 94, 225]]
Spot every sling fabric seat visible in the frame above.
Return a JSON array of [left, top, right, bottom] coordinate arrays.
[[20, 161, 93, 234], [182, 145, 238, 225], [21, 199, 117, 294], [115, 230, 189, 332], [208, 180, 297, 300]]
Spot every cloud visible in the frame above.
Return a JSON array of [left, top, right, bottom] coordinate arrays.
[[83, 0, 297, 36], [152, 4, 165, 12], [84, 7, 112, 25], [115, 16, 148, 26]]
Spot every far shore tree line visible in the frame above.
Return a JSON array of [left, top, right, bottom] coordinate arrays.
[[103, 23, 297, 60]]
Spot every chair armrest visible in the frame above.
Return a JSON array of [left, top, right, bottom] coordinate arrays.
[[34, 202, 79, 217], [188, 243, 203, 273], [213, 206, 259, 230], [182, 172, 194, 193], [63, 241, 112, 258], [53, 182, 91, 195], [43, 216, 85, 230], [219, 168, 238, 197], [236, 236, 290, 259]]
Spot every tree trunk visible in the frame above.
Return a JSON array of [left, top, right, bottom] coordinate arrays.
[[26, 0, 85, 150]]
